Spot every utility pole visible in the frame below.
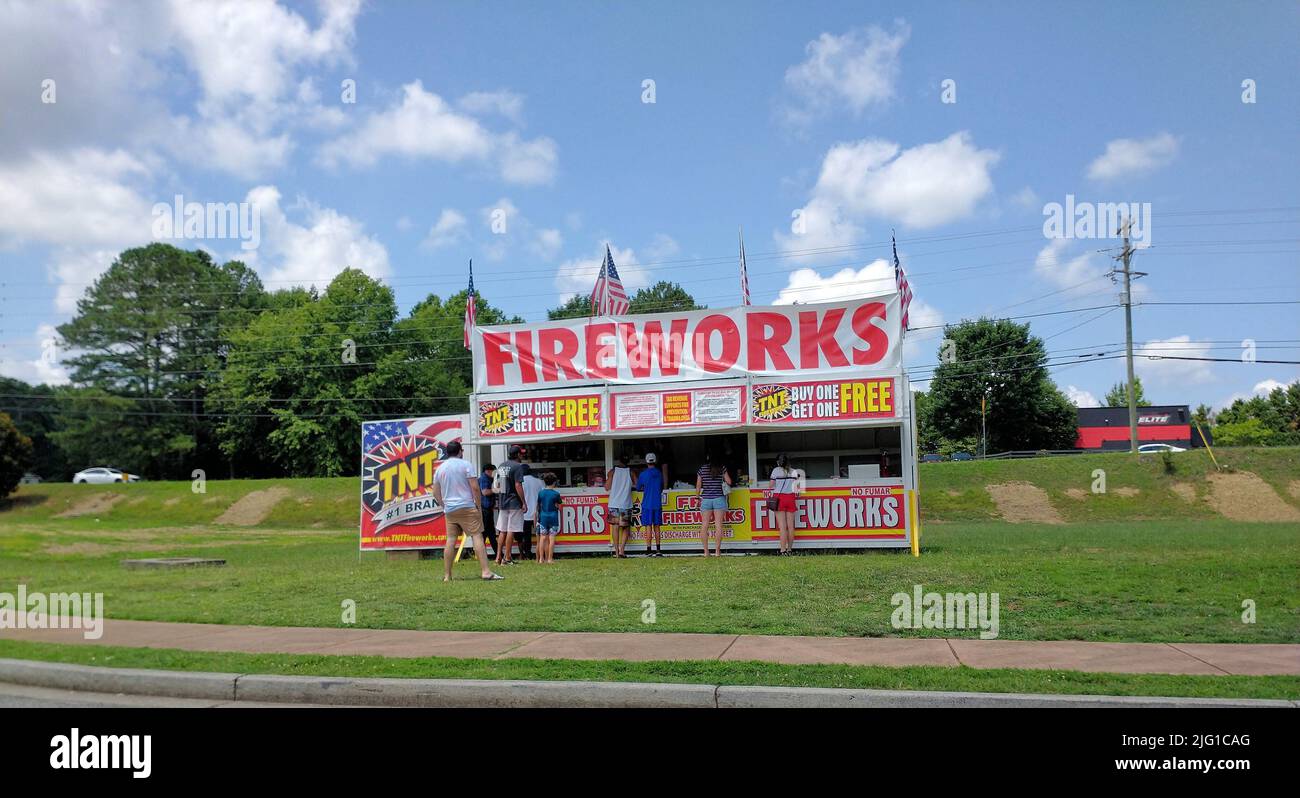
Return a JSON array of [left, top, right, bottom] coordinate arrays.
[[1112, 218, 1146, 453]]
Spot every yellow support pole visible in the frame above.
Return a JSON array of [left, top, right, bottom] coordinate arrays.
[[1193, 419, 1222, 472], [453, 533, 468, 563], [909, 489, 921, 557]]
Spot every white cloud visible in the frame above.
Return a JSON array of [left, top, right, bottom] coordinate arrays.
[[531, 228, 564, 261], [1218, 378, 1300, 410], [458, 90, 525, 124], [420, 209, 469, 251], [1135, 335, 1214, 386], [164, 114, 294, 179], [1087, 133, 1180, 181], [49, 248, 124, 315], [771, 257, 940, 363], [773, 258, 895, 305], [242, 185, 389, 287], [554, 244, 649, 304], [166, 0, 359, 114], [0, 324, 70, 386], [497, 132, 559, 185], [644, 233, 681, 262], [0, 149, 153, 247], [1065, 385, 1100, 407], [1010, 186, 1040, 209], [1033, 239, 1106, 294], [1251, 378, 1289, 395], [318, 81, 557, 184], [779, 132, 999, 257], [782, 22, 909, 125]]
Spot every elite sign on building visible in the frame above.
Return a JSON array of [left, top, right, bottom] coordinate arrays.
[[471, 294, 902, 393]]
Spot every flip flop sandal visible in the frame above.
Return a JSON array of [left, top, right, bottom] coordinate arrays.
[[482, 573, 504, 581]]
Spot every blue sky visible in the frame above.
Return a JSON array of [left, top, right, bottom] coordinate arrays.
[[1, 0, 1297, 410]]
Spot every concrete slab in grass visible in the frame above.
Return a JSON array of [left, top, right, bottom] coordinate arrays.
[[499, 632, 738, 662], [1170, 643, 1300, 676], [235, 675, 718, 708], [721, 635, 958, 667], [948, 639, 1221, 675]]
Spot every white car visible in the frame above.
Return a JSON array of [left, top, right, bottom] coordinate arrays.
[[1137, 443, 1186, 454], [72, 467, 140, 484]]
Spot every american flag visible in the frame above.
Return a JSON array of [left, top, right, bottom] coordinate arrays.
[[463, 259, 476, 349], [739, 228, 751, 306], [893, 233, 912, 333], [590, 245, 630, 316]]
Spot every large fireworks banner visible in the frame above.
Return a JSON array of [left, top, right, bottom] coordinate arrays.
[[359, 415, 467, 551]]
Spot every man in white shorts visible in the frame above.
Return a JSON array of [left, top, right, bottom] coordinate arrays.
[[430, 441, 502, 582], [494, 444, 528, 565]]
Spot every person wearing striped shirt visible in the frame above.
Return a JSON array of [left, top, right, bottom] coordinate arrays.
[[696, 453, 732, 557]]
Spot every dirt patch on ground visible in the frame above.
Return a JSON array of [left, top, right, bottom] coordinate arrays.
[[163, 497, 182, 507], [986, 482, 1063, 524], [54, 493, 124, 519], [1114, 487, 1140, 497], [213, 487, 291, 526], [1289, 480, 1300, 500], [945, 490, 962, 497], [1064, 488, 1086, 501], [1170, 483, 1198, 503], [1206, 472, 1300, 522]]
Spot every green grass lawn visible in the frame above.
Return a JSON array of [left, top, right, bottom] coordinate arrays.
[[7, 447, 1298, 529], [0, 517, 1295, 643], [920, 446, 1300, 522], [1, 639, 1295, 700]]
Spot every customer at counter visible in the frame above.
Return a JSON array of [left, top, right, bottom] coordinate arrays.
[[477, 463, 498, 556], [607, 453, 633, 558], [696, 452, 731, 557], [769, 453, 800, 555], [636, 452, 665, 556]]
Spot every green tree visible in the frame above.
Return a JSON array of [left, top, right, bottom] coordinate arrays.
[[628, 281, 702, 314], [0, 378, 70, 480], [209, 269, 395, 477], [55, 244, 266, 478], [547, 293, 589, 320], [547, 281, 702, 319], [925, 318, 1079, 453], [1213, 381, 1300, 445], [1103, 376, 1147, 407], [0, 412, 34, 499], [1213, 418, 1273, 447], [1192, 403, 1214, 428], [209, 269, 524, 477]]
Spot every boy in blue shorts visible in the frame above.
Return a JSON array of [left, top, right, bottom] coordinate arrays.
[[636, 452, 665, 556], [536, 472, 563, 564]]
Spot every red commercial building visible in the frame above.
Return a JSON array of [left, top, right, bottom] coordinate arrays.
[[1075, 405, 1195, 450]]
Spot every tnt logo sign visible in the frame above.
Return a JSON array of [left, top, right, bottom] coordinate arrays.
[[752, 384, 792, 421], [478, 401, 514, 435]]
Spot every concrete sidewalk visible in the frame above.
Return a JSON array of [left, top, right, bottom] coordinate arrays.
[[1, 619, 1297, 676]]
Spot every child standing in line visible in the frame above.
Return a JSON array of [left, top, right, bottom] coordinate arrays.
[[536, 473, 564, 564]]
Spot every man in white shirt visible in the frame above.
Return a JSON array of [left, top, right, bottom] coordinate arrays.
[[431, 441, 503, 582]]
